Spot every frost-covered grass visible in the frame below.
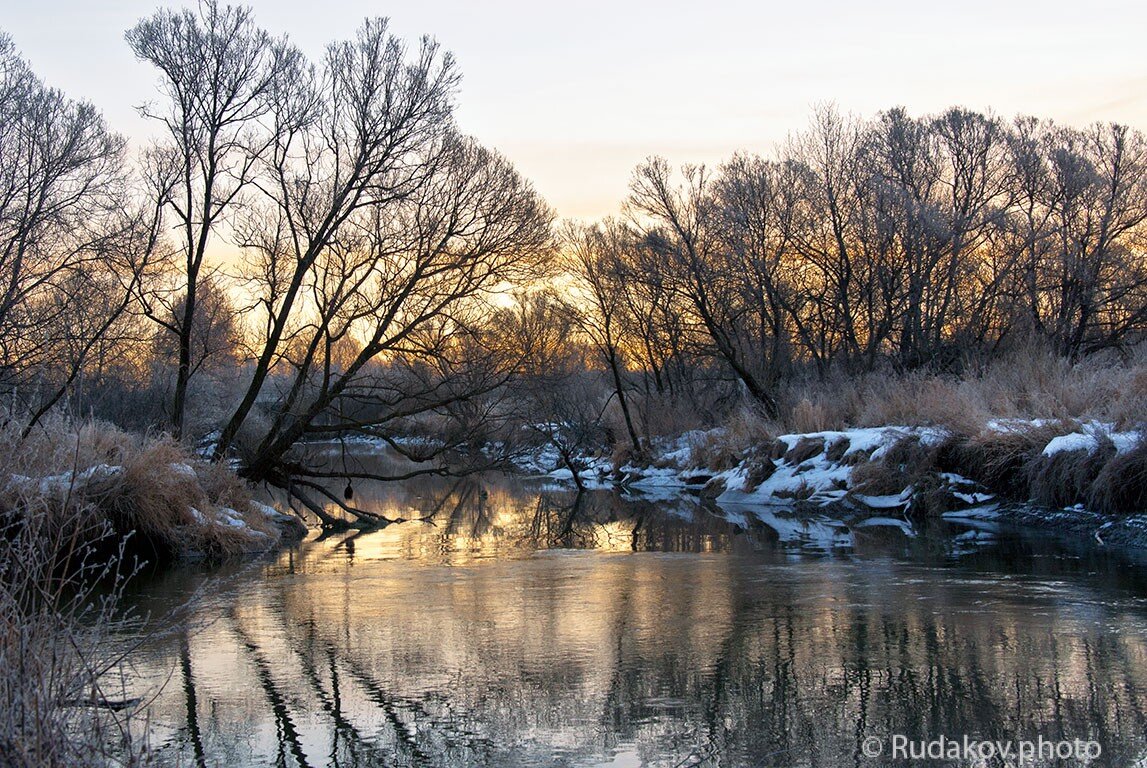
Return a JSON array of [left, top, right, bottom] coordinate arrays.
[[1, 503, 154, 767]]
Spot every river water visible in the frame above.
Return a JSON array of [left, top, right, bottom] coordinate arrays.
[[122, 474, 1147, 767]]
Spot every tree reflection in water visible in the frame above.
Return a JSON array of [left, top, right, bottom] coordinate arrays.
[[132, 477, 1147, 767]]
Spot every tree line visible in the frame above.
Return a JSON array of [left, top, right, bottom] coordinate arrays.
[[2, 2, 1145, 519], [564, 106, 1147, 430]]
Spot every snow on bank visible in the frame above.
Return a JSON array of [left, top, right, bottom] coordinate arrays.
[[6, 464, 124, 498], [707, 426, 968, 510], [1042, 425, 1142, 456], [3, 462, 302, 556], [516, 426, 961, 507], [523, 418, 1141, 511]]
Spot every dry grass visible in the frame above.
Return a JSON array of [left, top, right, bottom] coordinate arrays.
[[769, 344, 1147, 516], [784, 436, 825, 465], [787, 396, 845, 433], [824, 437, 850, 463], [840, 422, 1147, 516], [0, 414, 292, 766], [638, 393, 712, 437], [675, 343, 1147, 517], [1088, 435, 1147, 514], [0, 415, 276, 564], [0, 499, 151, 767], [774, 479, 815, 501], [849, 435, 945, 497], [686, 432, 741, 472], [942, 424, 1147, 515], [1026, 436, 1116, 509], [849, 460, 910, 497], [776, 343, 1147, 435], [610, 443, 643, 472], [779, 371, 987, 434], [722, 404, 779, 451], [687, 404, 777, 471], [939, 421, 1078, 498], [740, 447, 778, 493]]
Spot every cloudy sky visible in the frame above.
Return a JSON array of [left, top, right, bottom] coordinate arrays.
[[4, 0, 1146, 219]]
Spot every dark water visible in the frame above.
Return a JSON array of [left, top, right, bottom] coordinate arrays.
[[123, 473, 1147, 767]]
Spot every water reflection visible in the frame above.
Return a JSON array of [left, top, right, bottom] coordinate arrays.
[[127, 477, 1147, 767]]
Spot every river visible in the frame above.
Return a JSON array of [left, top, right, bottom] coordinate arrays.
[[121, 472, 1147, 767]]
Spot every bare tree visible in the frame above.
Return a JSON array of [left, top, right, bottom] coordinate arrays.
[[786, 105, 873, 370], [1036, 123, 1147, 357], [612, 106, 1147, 421], [628, 158, 783, 416], [127, 0, 303, 438], [137, 19, 554, 524], [709, 153, 802, 382], [0, 34, 164, 435], [562, 221, 644, 452], [505, 290, 609, 492]]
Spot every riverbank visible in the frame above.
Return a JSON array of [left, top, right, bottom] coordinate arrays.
[[517, 419, 1147, 549], [0, 418, 306, 569]]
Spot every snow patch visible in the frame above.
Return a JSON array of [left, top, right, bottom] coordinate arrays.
[[1043, 433, 1100, 456], [215, 508, 248, 528], [1043, 426, 1142, 457], [250, 501, 293, 523]]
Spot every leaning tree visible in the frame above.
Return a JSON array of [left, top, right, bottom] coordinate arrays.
[[131, 8, 554, 525]]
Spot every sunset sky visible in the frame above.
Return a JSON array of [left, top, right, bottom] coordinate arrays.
[[4, 0, 1146, 219]]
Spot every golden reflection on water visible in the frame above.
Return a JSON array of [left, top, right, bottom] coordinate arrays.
[[128, 478, 1147, 767]]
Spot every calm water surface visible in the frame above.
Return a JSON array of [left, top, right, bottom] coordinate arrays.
[[123, 473, 1147, 767]]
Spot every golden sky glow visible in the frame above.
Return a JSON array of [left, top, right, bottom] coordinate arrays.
[[4, 0, 1146, 219]]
